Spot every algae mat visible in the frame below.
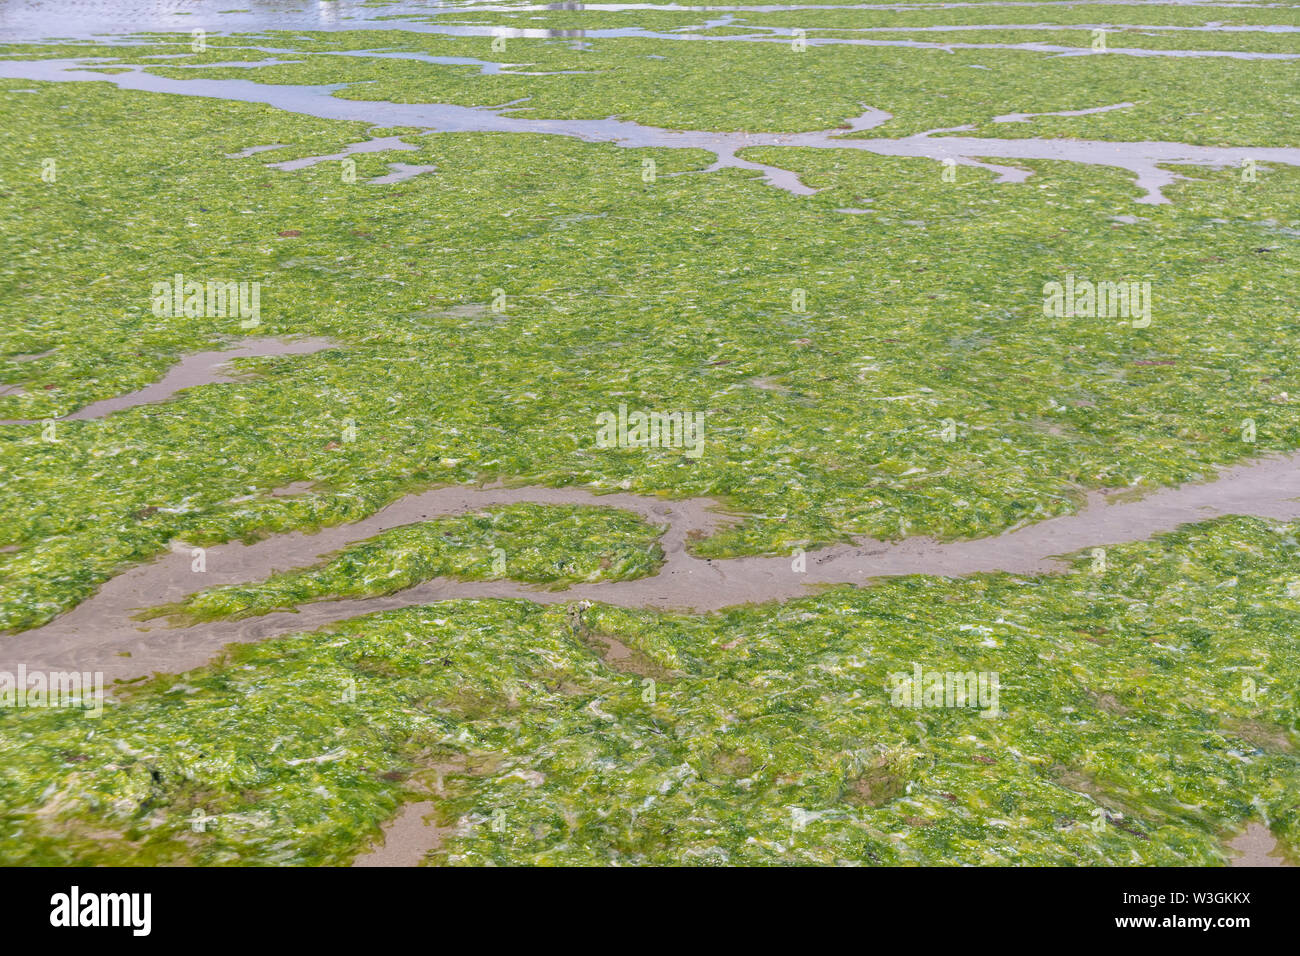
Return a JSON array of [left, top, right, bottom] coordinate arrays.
[[0, 0, 1297, 867]]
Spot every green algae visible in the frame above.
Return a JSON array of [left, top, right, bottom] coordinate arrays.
[[1, 67, 1298, 628], [0, 8, 1298, 868], [1, 516, 1296, 865]]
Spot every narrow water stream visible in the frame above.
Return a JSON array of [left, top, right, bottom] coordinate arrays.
[[2, 451, 1297, 684], [4, 58, 1300, 202]]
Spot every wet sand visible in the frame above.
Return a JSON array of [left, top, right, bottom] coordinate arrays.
[[352, 801, 455, 867], [1227, 823, 1291, 867]]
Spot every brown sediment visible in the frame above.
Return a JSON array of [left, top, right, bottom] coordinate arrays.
[[748, 376, 792, 394], [353, 757, 486, 866], [844, 764, 908, 808], [1227, 823, 1291, 867], [352, 800, 455, 867], [0, 483, 721, 683], [1048, 765, 1140, 821], [3, 450, 1300, 686], [0, 337, 338, 425], [1223, 718, 1294, 753], [580, 626, 675, 678]]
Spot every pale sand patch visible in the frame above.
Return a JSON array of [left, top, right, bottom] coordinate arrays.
[[1227, 823, 1291, 867]]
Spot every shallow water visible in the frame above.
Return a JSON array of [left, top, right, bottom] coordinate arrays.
[[991, 101, 1135, 122], [3, 0, 1296, 58], [5, 58, 1300, 202], [349, 20, 1300, 60], [0, 0, 1291, 43], [801, 22, 1300, 32]]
